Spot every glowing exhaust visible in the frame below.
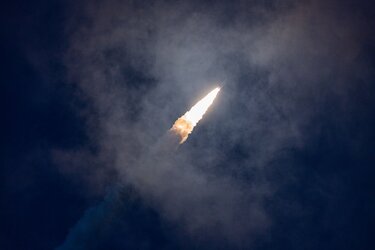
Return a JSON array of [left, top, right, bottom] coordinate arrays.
[[170, 87, 221, 144]]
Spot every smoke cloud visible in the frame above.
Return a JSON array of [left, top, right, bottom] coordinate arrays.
[[57, 0, 373, 248]]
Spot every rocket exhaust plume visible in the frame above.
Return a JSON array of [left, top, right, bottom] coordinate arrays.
[[170, 87, 221, 144]]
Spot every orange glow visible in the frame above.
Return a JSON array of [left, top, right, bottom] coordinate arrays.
[[170, 87, 220, 144]]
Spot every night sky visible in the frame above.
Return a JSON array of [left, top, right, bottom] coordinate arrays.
[[1, 0, 375, 249]]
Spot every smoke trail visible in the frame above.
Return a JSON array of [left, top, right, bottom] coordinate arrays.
[[57, 189, 123, 250], [57, 184, 170, 250]]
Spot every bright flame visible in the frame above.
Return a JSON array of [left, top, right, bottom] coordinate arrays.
[[170, 87, 221, 144]]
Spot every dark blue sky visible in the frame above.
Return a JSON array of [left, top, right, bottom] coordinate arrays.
[[1, 0, 375, 249]]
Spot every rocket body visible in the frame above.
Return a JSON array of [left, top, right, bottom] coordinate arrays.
[[170, 87, 220, 144]]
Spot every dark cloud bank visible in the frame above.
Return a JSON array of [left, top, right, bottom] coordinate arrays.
[[2, 0, 374, 249]]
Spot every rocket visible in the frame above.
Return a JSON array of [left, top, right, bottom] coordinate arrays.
[[170, 87, 221, 144]]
